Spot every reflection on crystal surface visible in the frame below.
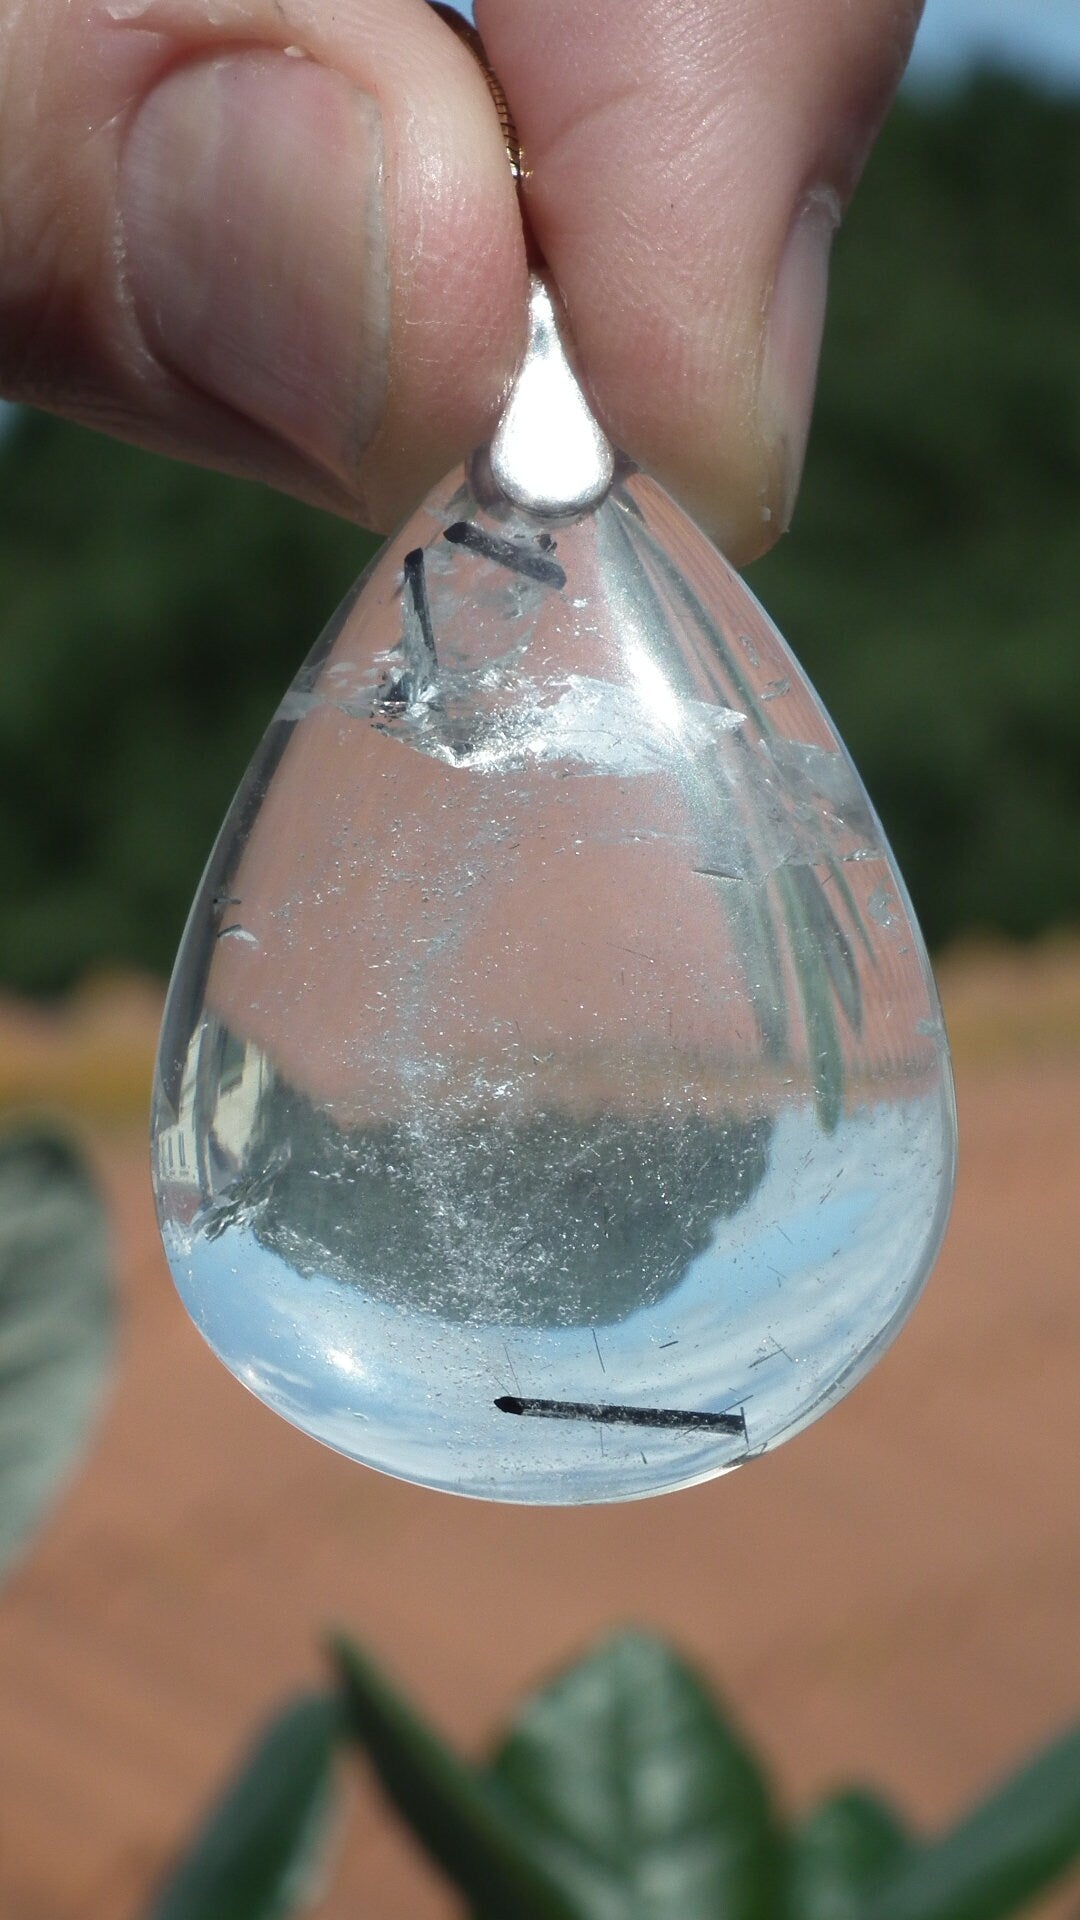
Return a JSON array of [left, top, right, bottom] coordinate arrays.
[[152, 463, 956, 1503]]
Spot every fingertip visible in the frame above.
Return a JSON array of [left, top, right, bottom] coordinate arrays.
[[356, 2, 529, 526], [12, 0, 529, 534], [477, 0, 917, 562], [120, 53, 391, 486]]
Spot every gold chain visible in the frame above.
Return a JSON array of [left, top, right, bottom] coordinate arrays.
[[430, 5, 528, 187]]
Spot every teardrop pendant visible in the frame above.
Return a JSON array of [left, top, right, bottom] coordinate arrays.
[[151, 275, 956, 1504]]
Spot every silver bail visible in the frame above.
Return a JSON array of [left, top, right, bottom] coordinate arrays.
[[490, 272, 615, 517]]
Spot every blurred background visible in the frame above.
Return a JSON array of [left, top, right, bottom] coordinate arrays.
[[0, 0, 1077, 1914]]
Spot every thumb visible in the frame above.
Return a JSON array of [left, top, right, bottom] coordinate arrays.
[[120, 53, 392, 494], [0, 0, 525, 531]]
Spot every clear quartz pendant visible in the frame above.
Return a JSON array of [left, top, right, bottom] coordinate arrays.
[[152, 275, 956, 1504]]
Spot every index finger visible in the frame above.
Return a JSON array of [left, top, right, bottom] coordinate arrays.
[[479, 0, 923, 559]]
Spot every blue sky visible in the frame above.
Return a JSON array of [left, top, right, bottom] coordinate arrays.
[[907, 0, 1080, 91]]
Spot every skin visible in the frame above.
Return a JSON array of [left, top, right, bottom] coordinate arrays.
[[0, 0, 922, 562]]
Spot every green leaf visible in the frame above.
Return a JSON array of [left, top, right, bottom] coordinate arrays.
[[147, 1694, 340, 1920], [788, 1789, 910, 1920], [484, 1630, 783, 1920], [867, 1723, 1080, 1920], [0, 1128, 113, 1579], [331, 1634, 583, 1920]]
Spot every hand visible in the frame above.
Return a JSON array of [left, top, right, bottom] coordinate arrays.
[[0, 0, 920, 561]]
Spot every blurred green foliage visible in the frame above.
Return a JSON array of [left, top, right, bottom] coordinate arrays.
[[150, 1628, 1080, 1920], [1, 74, 1078, 993], [751, 75, 1080, 950], [0, 418, 374, 990], [0, 1129, 112, 1580]]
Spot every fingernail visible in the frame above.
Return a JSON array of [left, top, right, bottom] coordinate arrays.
[[759, 187, 840, 532], [120, 52, 388, 480]]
